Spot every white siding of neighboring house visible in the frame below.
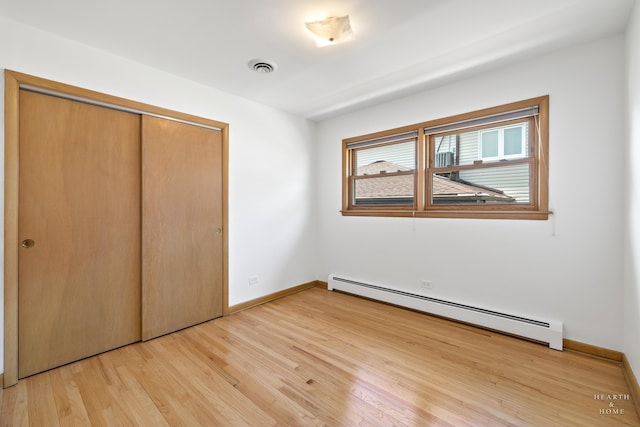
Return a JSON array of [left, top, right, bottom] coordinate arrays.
[[459, 163, 530, 202]]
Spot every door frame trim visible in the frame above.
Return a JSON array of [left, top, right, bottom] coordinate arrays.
[[3, 69, 230, 387]]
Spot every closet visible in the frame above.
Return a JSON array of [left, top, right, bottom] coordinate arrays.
[[7, 71, 227, 381]]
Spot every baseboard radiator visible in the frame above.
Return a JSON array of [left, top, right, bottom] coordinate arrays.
[[328, 275, 563, 350]]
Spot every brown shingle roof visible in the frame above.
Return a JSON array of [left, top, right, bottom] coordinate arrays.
[[355, 161, 515, 203]]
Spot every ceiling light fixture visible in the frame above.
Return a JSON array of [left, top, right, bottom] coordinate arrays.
[[248, 59, 277, 74], [304, 15, 354, 48]]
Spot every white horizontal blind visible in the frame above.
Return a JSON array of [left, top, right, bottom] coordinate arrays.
[[347, 130, 418, 150], [348, 130, 418, 172], [424, 107, 538, 135]]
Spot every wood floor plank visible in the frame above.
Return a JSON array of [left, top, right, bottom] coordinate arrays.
[[0, 379, 28, 427], [49, 366, 93, 426], [25, 373, 60, 427], [2, 287, 639, 426]]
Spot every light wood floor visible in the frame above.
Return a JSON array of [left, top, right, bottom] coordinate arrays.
[[1, 288, 638, 426]]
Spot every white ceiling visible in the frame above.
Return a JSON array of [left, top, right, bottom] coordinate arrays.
[[0, 0, 635, 120]]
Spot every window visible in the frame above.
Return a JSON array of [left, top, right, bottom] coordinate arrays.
[[342, 96, 549, 220], [479, 123, 526, 161], [347, 130, 417, 207]]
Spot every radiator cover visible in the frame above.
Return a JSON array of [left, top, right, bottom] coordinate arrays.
[[328, 275, 563, 350]]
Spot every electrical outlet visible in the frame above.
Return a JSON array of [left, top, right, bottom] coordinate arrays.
[[420, 280, 432, 290], [248, 275, 259, 285]]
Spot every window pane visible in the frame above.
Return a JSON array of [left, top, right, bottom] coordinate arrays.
[[504, 127, 523, 156], [431, 163, 530, 205], [435, 120, 530, 166], [481, 131, 499, 158], [355, 140, 415, 176], [354, 174, 414, 206]]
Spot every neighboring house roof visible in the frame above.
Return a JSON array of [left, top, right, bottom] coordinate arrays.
[[357, 161, 413, 199], [356, 161, 515, 204], [431, 174, 516, 203]]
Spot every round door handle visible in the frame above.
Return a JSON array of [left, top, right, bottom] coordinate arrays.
[[21, 239, 35, 249]]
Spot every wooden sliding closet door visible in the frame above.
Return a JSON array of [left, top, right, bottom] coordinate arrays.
[[18, 90, 141, 378], [142, 116, 223, 340]]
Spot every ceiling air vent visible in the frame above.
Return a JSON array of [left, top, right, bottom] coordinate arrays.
[[248, 59, 277, 74]]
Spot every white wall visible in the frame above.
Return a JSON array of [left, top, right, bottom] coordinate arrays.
[[1, 11, 636, 380], [0, 16, 318, 374], [625, 0, 640, 383], [317, 35, 627, 350]]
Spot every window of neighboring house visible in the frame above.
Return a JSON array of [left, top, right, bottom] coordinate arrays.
[[342, 96, 549, 220], [479, 123, 526, 161]]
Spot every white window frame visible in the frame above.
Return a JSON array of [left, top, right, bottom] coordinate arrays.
[[478, 123, 526, 161]]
